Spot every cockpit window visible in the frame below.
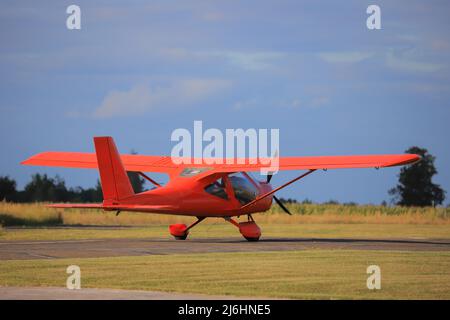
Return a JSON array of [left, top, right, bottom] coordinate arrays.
[[204, 178, 228, 200], [229, 172, 259, 205]]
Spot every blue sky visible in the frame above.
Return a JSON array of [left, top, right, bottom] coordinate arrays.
[[1, 0, 449, 204]]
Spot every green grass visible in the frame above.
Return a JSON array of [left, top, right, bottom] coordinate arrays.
[[1, 223, 450, 241], [1, 250, 450, 299]]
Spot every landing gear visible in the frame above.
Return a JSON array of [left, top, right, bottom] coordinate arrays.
[[169, 224, 188, 240], [169, 215, 261, 241], [169, 217, 205, 240], [225, 215, 261, 241], [174, 234, 188, 240]]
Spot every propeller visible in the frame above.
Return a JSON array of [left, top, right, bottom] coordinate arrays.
[[266, 150, 278, 183], [273, 195, 292, 215], [266, 173, 290, 214], [265, 155, 291, 215]]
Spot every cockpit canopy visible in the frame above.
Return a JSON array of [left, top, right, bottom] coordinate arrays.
[[204, 172, 259, 205]]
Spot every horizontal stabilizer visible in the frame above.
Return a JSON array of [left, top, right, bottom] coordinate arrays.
[[47, 203, 103, 209], [46, 203, 175, 212]]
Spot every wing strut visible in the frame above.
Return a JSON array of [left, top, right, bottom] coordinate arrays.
[[240, 169, 317, 210]]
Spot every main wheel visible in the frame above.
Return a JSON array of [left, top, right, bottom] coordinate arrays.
[[174, 234, 188, 240], [169, 224, 189, 240], [239, 221, 261, 241]]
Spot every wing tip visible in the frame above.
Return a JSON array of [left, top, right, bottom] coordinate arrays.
[[20, 156, 35, 166], [384, 154, 421, 167], [20, 152, 50, 166]]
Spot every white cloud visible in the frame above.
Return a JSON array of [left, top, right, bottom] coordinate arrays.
[[232, 98, 259, 110], [310, 96, 330, 108], [216, 51, 286, 70], [385, 51, 443, 73], [232, 96, 329, 111], [288, 97, 329, 109], [318, 51, 373, 64], [93, 78, 231, 118], [317, 48, 446, 74], [158, 48, 286, 71]]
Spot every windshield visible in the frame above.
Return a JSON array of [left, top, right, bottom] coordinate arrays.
[[228, 172, 259, 205]]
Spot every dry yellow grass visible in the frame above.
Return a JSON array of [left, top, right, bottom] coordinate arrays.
[[0, 202, 449, 227]]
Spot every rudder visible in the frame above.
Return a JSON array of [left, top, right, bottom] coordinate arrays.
[[94, 137, 134, 204]]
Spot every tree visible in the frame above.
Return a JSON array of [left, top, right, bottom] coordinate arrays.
[[279, 197, 298, 204], [389, 147, 445, 207], [67, 180, 103, 203], [0, 176, 17, 201], [23, 174, 69, 202], [1, 174, 105, 203]]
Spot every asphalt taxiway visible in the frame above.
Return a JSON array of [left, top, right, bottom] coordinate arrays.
[[1, 236, 450, 260]]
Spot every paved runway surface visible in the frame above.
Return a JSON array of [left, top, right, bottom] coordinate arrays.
[[0, 286, 258, 300], [1, 237, 450, 260]]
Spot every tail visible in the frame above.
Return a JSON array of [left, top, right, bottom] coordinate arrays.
[[94, 136, 134, 204]]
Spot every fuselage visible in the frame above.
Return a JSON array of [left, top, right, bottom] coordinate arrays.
[[113, 171, 273, 217]]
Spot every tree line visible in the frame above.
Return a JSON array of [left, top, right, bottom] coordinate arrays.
[[0, 172, 145, 203]]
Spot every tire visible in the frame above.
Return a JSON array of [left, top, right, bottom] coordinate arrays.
[[174, 234, 188, 240]]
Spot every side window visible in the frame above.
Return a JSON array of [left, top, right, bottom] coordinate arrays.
[[204, 178, 228, 200], [229, 172, 259, 205]]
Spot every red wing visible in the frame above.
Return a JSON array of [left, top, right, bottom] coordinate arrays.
[[21, 152, 178, 174], [22, 152, 420, 174], [209, 154, 421, 172]]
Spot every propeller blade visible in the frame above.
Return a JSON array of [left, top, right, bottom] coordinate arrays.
[[273, 196, 292, 215]]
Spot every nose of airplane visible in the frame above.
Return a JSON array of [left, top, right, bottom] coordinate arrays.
[[258, 181, 274, 208]]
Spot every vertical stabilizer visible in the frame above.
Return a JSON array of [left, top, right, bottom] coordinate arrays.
[[94, 137, 134, 203]]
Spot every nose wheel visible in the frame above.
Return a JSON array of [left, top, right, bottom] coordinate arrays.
[[225, 215, 261, 241]]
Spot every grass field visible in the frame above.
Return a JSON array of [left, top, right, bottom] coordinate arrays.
[[1, 250, 450, 299], [1, 202, 450, 299]]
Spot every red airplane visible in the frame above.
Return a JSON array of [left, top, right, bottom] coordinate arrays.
[[21, 137, 420, 241]]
